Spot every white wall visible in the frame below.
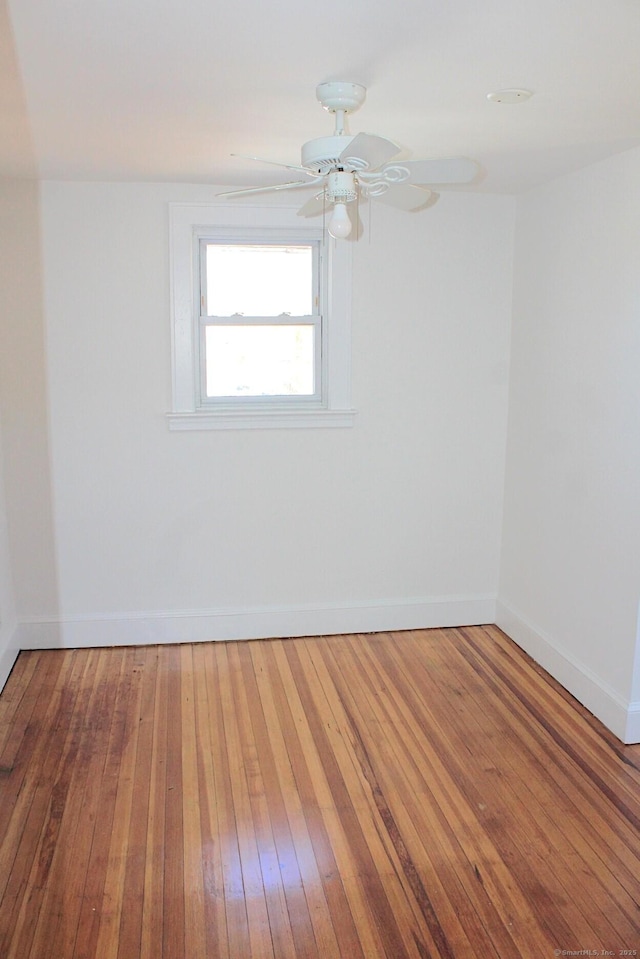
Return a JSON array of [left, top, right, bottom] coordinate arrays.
[[21, 181, 514, 647], [498, 146, 640, 742]]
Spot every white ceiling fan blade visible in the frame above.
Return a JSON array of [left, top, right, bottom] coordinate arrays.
[[217, 181, 318, 199], [232, 153, 321, 178], [374, 183, 439, 212], [297, 192, 327, 218], [339, 132, 401, 171], [394, 157, 479, 185]]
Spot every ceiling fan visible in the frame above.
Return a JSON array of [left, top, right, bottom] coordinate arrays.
[[218, 81, 479, 239]]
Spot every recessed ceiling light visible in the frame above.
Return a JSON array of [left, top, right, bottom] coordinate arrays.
[[487, 88, 534, 104]]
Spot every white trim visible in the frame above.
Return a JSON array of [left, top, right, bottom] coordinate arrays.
[[167, 408, 356, 431], [15, 594, 496, 651], [0, 622, 20, 693], [626, 702, 640, 745], [496, 599, 639, 744]]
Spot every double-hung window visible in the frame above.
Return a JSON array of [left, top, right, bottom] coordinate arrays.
[[168, 202, 354, 430], [200, 240, 321, 407]]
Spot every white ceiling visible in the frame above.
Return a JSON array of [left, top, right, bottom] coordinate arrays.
[[3, 0, 640, 193]]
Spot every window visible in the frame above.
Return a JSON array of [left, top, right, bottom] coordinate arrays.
[[168, 203, 355, 430], [200, 242, 320, 404]]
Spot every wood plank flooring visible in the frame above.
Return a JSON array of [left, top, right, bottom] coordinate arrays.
[[0, 625, 638, 958]]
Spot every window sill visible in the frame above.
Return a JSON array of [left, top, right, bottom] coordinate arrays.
[[167, 408, 357, 431]]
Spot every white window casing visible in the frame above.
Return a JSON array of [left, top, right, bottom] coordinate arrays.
[[168, 202, 355, 431]]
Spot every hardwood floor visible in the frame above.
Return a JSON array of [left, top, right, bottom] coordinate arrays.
[[0, 625, 638, 958]]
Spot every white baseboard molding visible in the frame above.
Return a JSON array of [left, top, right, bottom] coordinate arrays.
[[496, 599, 639, 744], [626, 703, 640, 745], [0, 624, 20, 692], [16, 594, 496, 653]]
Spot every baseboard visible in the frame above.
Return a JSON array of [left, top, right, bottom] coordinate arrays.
[[625, 702, 640, 744], [496, 599, 639, 744], [0, 623, 20, 692], [15, 594, 496, 652]]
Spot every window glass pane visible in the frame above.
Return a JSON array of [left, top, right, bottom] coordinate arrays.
[[205, 244, 314, 316], [205, 325, 315, 397]]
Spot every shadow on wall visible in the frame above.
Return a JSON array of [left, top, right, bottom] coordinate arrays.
[[0, 0, 62, 680], [0, 180, 62, 673]]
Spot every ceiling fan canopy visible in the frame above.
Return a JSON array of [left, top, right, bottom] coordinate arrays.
[[219, 81, 479, 238]]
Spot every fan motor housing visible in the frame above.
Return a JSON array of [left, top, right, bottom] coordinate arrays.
[[301, 135, 369, 175]]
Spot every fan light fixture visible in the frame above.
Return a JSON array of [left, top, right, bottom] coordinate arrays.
[[326, 169, 356, 238]]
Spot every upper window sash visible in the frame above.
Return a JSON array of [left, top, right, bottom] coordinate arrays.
[[198, 238, 321, 319]]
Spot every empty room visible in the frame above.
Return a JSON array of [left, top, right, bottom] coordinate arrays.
[[1, 0, 639, 955]]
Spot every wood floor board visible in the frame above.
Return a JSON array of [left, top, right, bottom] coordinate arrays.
[[248, 641, 342, 959], [319, 635, 499, 959], [190, 642, 229, 959], [118, 647, 161, 958], [348, 634, 527, 957], [310, 636, 467, 959], [139, 646, 169, 959], [75, 647, 138, 959], [350, 633, 589, 956], [0, 649, 92, 958], [179, 644, 208, 959], [284, 639, 409, 959], [0, 651, 42, 758], [238, 642, 326, 959], [287, 640, 428, 955], [391, 629, 640, 949], [26, 647, 116, 959], [392, 635, 621, 940], [340, 633, 562, 957], [260, 639, 367, 959], [9, 649, 105, 959], [217, 642, 275, 959], [0, 649, 71, 860], [447, 629, 640, 896], [457, 626, 640, 811], [200, 640, 250, 959], [0, 626, 639, 958], [228, 641, 301, 959], [443, 632, 640, 941]]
